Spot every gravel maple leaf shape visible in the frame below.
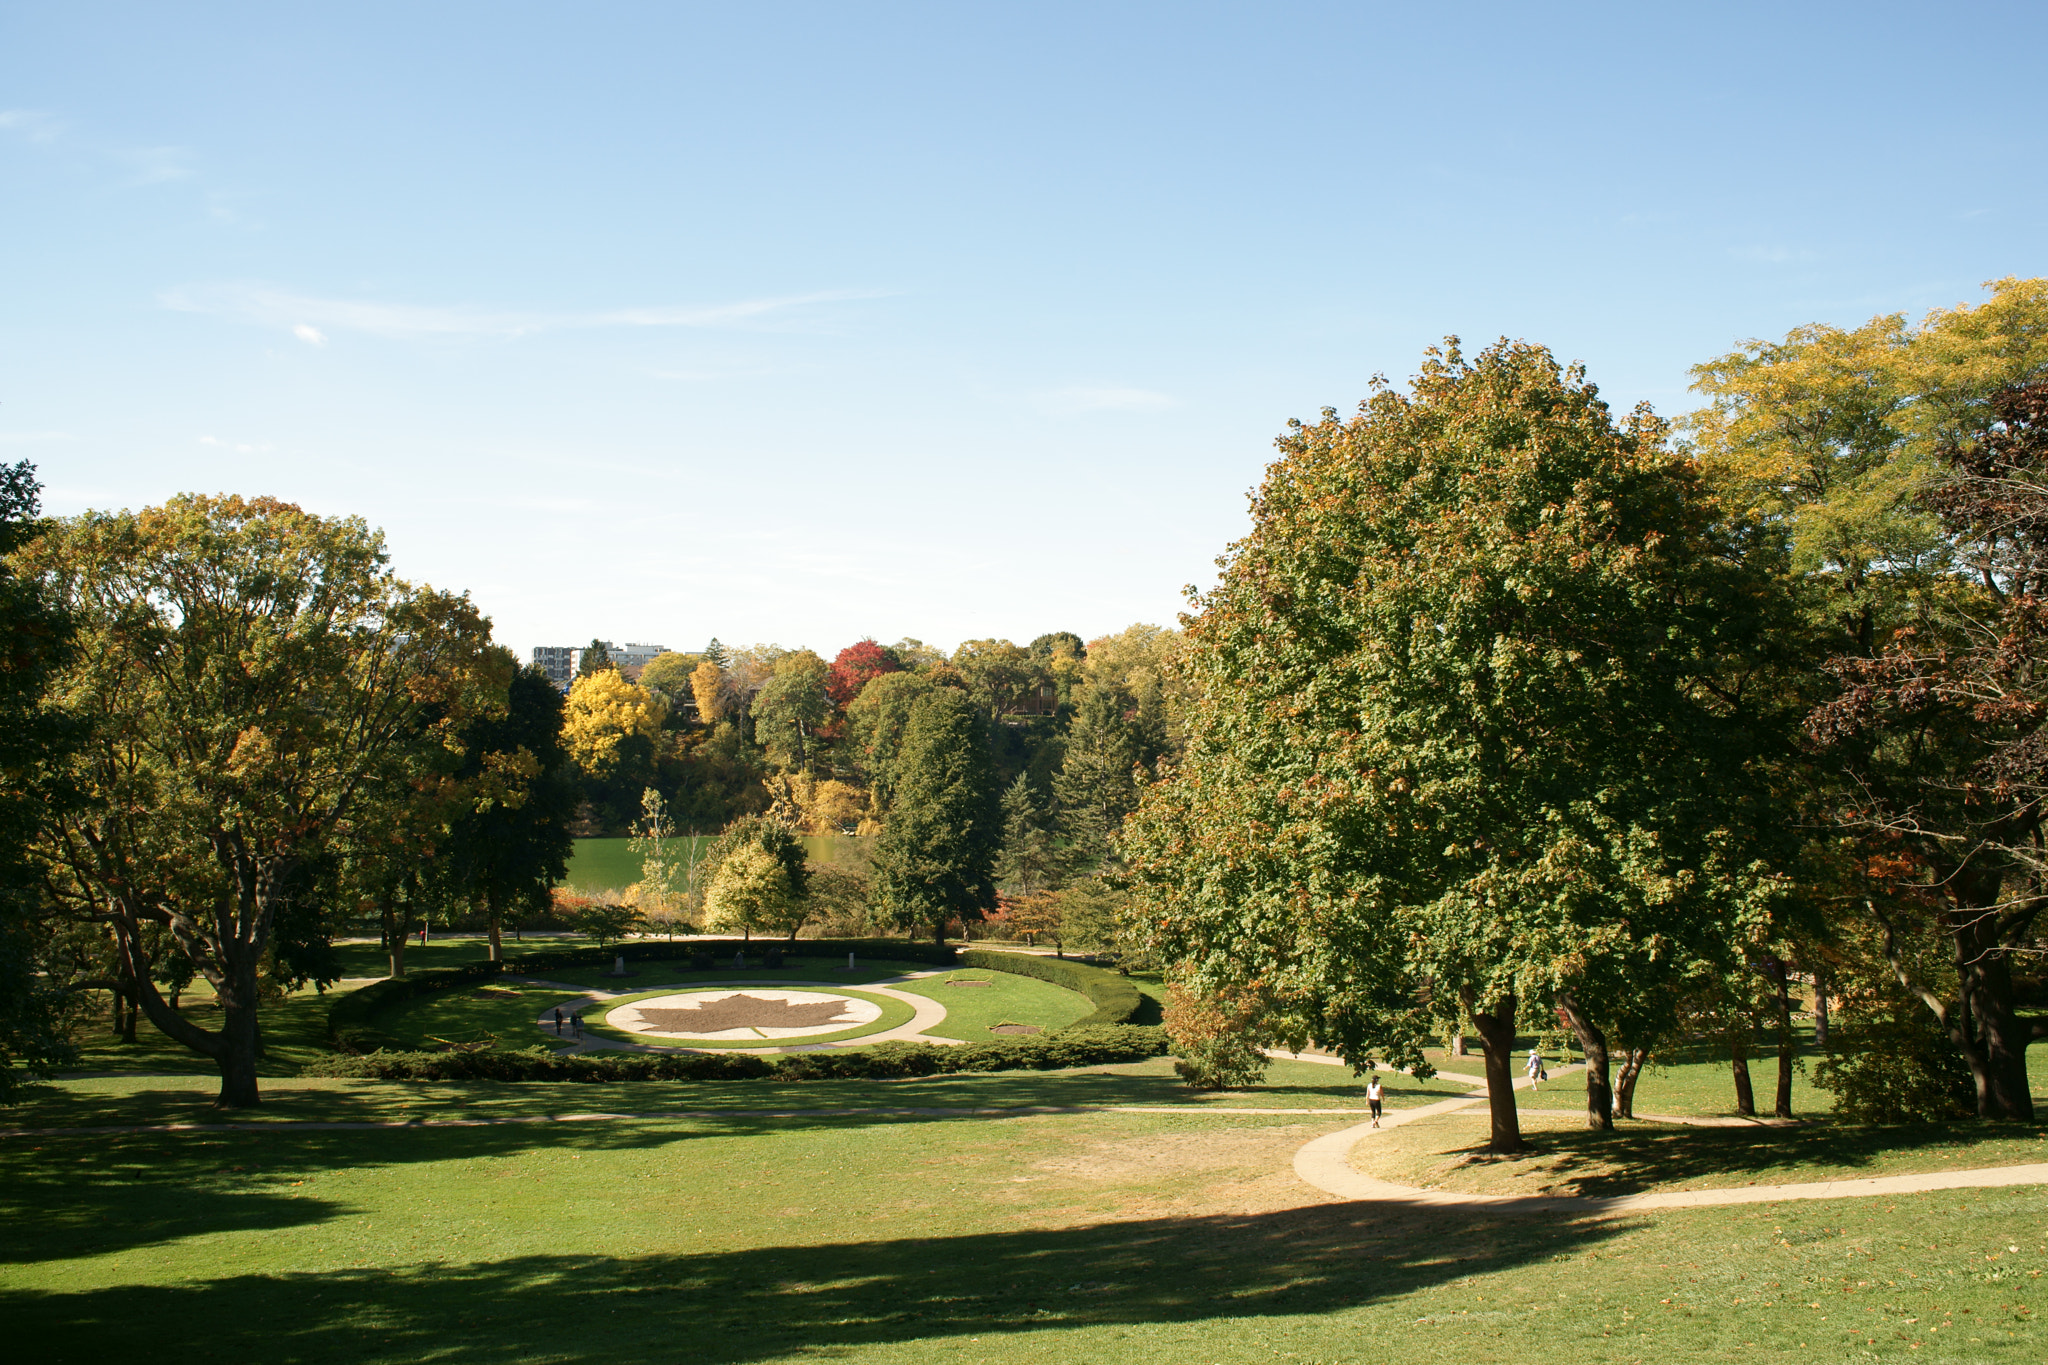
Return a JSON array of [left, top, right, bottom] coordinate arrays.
[[635, 994, 857, 1033]]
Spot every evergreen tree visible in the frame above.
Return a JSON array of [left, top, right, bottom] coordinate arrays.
[[1052, 681, 1145, 875], [578, 639, 614, 676], [995, 774, 1056, 896], [871, 690, 999, 944]]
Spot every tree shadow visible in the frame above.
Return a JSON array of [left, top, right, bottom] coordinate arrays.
[[7, 1198, 1636, 1359], [1413, 1115, 2048, 1198]]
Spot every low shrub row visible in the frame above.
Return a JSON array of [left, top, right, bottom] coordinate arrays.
[[301, 1025, 1168, 1083], [304, 1046, 776, 1082], [956, 950, 1148, 1027]]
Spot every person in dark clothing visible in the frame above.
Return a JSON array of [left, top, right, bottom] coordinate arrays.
[[553, 1008, 564, 1035]]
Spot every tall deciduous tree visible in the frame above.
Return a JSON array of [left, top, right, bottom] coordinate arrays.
[[1125, 340, 1793, 1151], [450, 660, 578, 960], [703, 815, 811, 940], [844, 670, 939, 809], [871, 689, 999, 944], [0, 462, 78, 1101], [826, 638, 902, 710], [752, 649, 830, 771], [23, 495, 504, 1107]]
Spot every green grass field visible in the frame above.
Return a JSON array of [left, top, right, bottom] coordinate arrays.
[[6, 1064, 2045, 1363]]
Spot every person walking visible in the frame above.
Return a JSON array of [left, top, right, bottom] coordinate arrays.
[[1525, 1046, 1546, 1089], [571, 1011, 584, 1040], [552, 1007, 564, 1036], [1365, 1075, 1384, 1128]]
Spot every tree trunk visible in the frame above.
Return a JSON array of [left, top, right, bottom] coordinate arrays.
[[121, 988, 139, 1043], [1467, 990, 1523, 1154], [1553, 992, 1613, 1130], [1812, 972, 1829, 1047], [1730, 1037, 1755, 1117], [1450, 1031, 1468, 1058], [1766, 955, 1795, 1119], [933, 918, 947, 947], [1952, 911, 2038, 1121], [1614, 1046, 1648, 1119], [486, 887, 503, 964], [382, 898, 407, 978]]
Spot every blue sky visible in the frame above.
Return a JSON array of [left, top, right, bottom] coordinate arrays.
[[4, 2, 2043, 662]]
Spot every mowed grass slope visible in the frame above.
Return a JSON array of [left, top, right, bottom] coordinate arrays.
[[4, 1072, 2043, 1363]]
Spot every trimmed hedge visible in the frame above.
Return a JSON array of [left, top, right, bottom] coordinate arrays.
[[326, 936, 958, 1048], [304, 1046, 775, 1082], [301, 1025, 1167, 1083], [956, 950, 1147, 1028]]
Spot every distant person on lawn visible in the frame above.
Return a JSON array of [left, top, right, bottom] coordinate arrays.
[[572, 1011, 584, 1039], [1526, 1046, 1547, 1088], [1365, 1075, 1384, 1127], [553, 1008, 564, 1036]]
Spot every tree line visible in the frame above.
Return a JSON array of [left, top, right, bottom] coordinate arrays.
[[1127, 277, 2048, 1145]]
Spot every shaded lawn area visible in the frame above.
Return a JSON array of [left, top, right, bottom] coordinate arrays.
[[890, 970, 1095, 1040], [1350, 1107, 2048, 1197], [330, 936, 501, 978], [4, 1096, 2042, 1363], [60, 988, 341, 1078], [5, 1060, 1472, 1133]]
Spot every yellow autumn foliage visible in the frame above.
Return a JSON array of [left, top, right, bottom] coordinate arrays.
[[562, 669, 667, 776]]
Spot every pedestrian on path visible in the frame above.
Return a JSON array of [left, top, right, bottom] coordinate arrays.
[[1526, 1046, 1547, 1089], [552, 1008, 564, 1036], [1365, 1076, 1384, 1127], [571, 1011, 584, 1040]]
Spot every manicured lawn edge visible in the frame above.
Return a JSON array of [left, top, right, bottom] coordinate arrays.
[[956, 950, 1146, 1027]]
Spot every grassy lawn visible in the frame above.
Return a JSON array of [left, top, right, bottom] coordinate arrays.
[[5, 1067, 2044, 1362], [1351, 1105, 2048, 1197], [508, 956, 939, 991], [567, 836, 870, 893], [330, 936, 500, 978], [892, 970, 1096, 1041], [60, 985, 341, 1077]]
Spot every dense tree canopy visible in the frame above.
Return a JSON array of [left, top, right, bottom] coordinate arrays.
[[1126, 339, 1797, 1148], [871, 689, 999, 944], [21, 494, 505, 1107]]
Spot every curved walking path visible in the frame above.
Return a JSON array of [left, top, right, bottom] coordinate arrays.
[[1290, 1084, 2048, 1213], [514, 971, 966, 1055]]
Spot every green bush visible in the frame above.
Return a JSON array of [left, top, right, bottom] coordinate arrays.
[[956, 950, 1145, 1027], [1813, 1004, 1976, 1123], [302, 1026, 1167, 1083], [327, 961, 505, 1052], [304, 1046, 775, 1082]]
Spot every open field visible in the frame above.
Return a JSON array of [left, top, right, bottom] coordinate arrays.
[[565, 836, 873, 893], [6, 1063, 2046, 1363]]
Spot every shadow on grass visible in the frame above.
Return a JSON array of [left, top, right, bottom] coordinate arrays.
[[3, 1196, 1633, 1360], [4, 1063, 1451, 1133], [1422, 1116, 2048, 1198]]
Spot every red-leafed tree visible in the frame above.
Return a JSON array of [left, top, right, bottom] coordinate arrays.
[[827, 639, 903, 710]]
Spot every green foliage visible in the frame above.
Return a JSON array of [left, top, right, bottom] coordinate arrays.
[[307, 1045, 776, 1082], [842, 669, 939, 807], [1125, 339, 1797, 1090], [0, 461, 77, 1101], [871, 689, 999, 941], [995, 774, 1056, 896], [751, 649, 830, 770], [577, 639, 613, 676], [1814, 1001, 1976, 1124], [957, 949, 1145, 1027], [448, 660, 578, 944], [767, 1026, 1166, 1079]]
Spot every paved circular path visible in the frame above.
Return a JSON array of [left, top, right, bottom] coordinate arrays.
[[520, 972, 961, 1054]]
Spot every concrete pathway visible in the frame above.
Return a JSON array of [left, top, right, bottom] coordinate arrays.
[[514, 972, 967, 1055], [1291, 1089, 2048, 1213]]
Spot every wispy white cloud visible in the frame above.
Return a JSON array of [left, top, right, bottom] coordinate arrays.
[[292, 324, 328, 346], [160, 281, 886, 341], [0, 109, 62, 143], [1042, 385, 1176, 415], [197, 434, 275, 455], [116, 145, 194, 185]]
